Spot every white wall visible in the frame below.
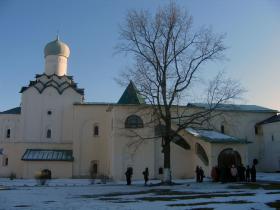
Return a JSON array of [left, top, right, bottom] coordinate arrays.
[[0, 115, 21, 142], [111, 105, 156, 180], [21, 86, 82, 143], [260, 122, 280, 172], [72, 104, 112, 178]]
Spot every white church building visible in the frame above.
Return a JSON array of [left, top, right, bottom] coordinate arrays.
[[0, 38, 279, 180]]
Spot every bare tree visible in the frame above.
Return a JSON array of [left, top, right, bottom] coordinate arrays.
[[117, 2, 243, 184]]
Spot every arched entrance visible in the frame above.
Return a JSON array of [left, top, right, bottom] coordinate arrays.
[[218, 148, 241, 168]]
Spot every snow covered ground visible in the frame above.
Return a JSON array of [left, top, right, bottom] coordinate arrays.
[[0, 173, 279, 210]]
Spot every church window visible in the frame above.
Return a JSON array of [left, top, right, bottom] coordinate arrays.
[[6, 129, 11, 138], [221, 125, 225, 134], [47, 110, 52, 115], [2, 156, 8, 166], [46, 129, 52, 138], [125, 115, 143, 128], [272, 135, 274, 141], [93, 125, 99, 136], [255, 126, 259, 135]]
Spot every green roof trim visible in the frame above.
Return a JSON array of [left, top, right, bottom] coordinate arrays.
[[21, 149, 74, 161], [117, 81, 146, 105], [0, 107, 21, 115]]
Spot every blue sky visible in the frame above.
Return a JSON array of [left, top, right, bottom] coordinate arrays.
[[0, 0, 280, 111]]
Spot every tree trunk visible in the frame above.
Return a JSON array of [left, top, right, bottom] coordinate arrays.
[[163, 139, 171, 184]]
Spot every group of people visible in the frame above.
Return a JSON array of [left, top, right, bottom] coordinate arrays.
[[211, 163, 257, 183], [125, 163, 257, 185], [125, 167, 149, 185], [195, 166, 205, 182]]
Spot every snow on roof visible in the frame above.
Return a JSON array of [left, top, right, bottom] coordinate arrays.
[[186, 127, 248, 144], [187, 103, 278, 113]]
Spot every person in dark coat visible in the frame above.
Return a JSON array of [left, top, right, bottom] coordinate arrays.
[[195, 166, 200, 182], [211, 166, 219, 182], [125, 167, 133, 185], [195, 166, 200, 183], [220, 166, 227, 183], [251, 164, 256, 182], [237, 164, 245, 182], [199, 167, 204, 182], [230, 165, 238, 182], [246, 165, 251, 182], [142, 168, 149, 186]]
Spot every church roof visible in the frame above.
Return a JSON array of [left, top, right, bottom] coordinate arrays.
[[20, 74, 84, 95], [22, 149, 74, 161], [186, 127, 249, 144], [256, 114, 280, 125], [44, 36, 70, 58], [117, 81, 146, 105], [0, 107, 21, 115], [187, 103, 277, 113]]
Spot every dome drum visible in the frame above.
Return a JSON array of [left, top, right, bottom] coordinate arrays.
[[44, 37, 70, 76]]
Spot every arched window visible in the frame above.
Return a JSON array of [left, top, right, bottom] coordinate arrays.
[[4, 157, 8, 166], [46, 129, 52, 138], [6, 129, 11, 138], [195, 143, 209, 166], [254, 126, 258, 135], [1, 155, 8, 166], [94, 125, 99, 136], [125, 115, 143, 128]]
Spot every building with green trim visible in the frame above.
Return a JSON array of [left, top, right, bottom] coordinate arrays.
[[0, 38, 279, 179]]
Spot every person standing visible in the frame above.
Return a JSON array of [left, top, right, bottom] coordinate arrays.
[[211, 166, 217, 182], [125, 167, 133, 185], [195, 166, 200, 183], [246, 165, 251, 182], [230, 165, 238, 182], [251, 164, 256, 182], [220, 166, 226, 183], [240, 164, 246, 182], [142, 168, 149, 186], [211, 166, 219, 182], [199, 167, 204, 182]]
